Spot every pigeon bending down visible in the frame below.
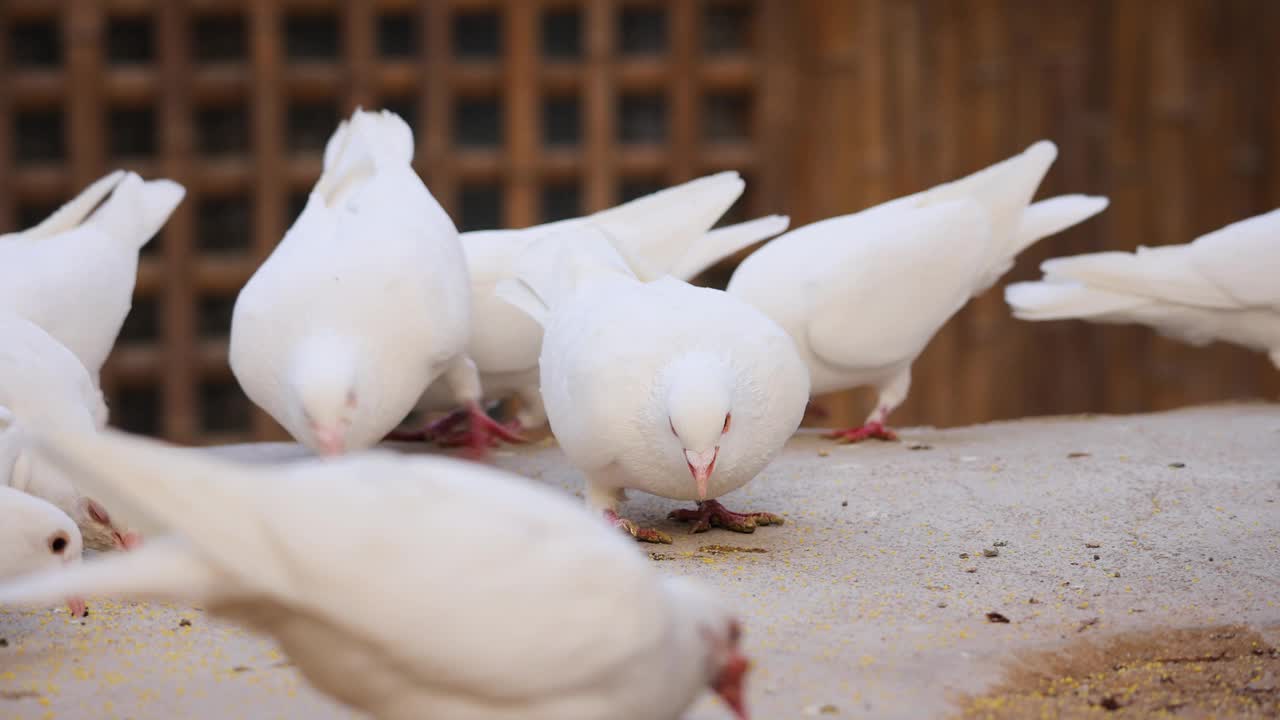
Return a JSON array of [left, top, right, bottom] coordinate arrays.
[[231, 108, 519, 458], [0, 429, 751, 720], [0, 170, 185, 390], [727, 140, 1109, 443], [0, 485, 86, 617], [0, 313, 138, 552], [498, 228, 809, 544], [395, 171, 790, 443], [1006, 208, 1280, 369]]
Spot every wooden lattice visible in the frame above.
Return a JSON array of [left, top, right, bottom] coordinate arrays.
[[1, 0, 780, 444]]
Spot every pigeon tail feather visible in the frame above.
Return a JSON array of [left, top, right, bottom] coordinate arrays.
[[21, 171, 127, 241], [1004, 280, 1149, 321], [670, 214, 791, 281], [85, 173, 186, 251]]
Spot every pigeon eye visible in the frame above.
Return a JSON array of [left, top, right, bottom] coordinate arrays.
[[722, 413, 732, 434], [48, 532, 69, 554]]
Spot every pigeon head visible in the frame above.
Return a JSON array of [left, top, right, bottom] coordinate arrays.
[[661, 575, 751, 719], [1, 409, 138, 553], [663, 352, 733, 500], [288, 334, 361, 456], [0, 486, 87, 616]]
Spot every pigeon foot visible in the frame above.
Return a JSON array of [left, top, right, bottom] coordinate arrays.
[[383, 407, 470, 443], [824, 422, 898, 443], [668, 500, 784, 534], [436, 402, 526, 458], [604, 510, 672, 544]]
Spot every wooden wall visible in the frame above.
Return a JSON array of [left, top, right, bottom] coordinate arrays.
[[1, 0, 1276, 443], [774, 0, 1280, 430]]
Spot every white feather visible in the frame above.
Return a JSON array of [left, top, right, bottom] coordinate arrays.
[[0, 171, 185, 386], [0, 428, 740, 720], [1007, 208, 1280, 367]]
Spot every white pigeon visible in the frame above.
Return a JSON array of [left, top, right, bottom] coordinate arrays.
[[0, 481, 86, 617], [1006, 208, 1280, 369], [0, 428, 752, 720], [0, 170, 185, 389], [231, 108, 518, 457], [726, 140, 1109, 442], [498, 227, 809, 543], [396, 172, 790, 442], [0, 312, 138, 552], [0, 484, 86, 617]]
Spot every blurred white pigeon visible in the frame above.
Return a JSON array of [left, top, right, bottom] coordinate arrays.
[[0, 312, 138, 551], [0, 170, 185, 389], [727, 140, 1109, 442], [394, 172, 790, 442], [231, 108, 519, 457], [0, 429, 752, 720], [1006, 208, 1280, 369], [498, 227, 809, 543], [0, 484, 86, 617]]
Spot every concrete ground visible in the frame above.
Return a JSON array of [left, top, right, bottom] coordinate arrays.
[[1, 403, 1278, 719]]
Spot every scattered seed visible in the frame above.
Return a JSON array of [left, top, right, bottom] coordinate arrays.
[[1168, 462, 1186, 468], [1028, 597, 1040, 604], [178, 618, 192, 628], [231, 665, 252, 673], [1085, 542, 1101, 549], [993, 540, 1009, 547], [959, 552, 970, 559], [1099, 695, 1122, 711], [700, 545, 768, 555], [937, 602, 948, 608], [1067, 452, 1091, 459], [983, 548, 999, 558], [0, 690, 40, 700], [0, 638, 7, 648], [840, 500, 848, 507], [1078, 616, 1100, 632], [907, 443, 932, 451], [986, 612, 1011, 624], [803, 704, 840, 716], [964, 566, 977, 573], [647, 552, 675, 561], [818, 450, 830, 458], [1112, 571, 1121, 578]]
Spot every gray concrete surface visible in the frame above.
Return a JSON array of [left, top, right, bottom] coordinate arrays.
[[1, 403, 1278, 719]]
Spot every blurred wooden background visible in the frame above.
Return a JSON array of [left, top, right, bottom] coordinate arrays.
[[1, 0, 1276, 444]]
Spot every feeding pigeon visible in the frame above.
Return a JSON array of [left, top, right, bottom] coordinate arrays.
[[497, 227, 809, 543], [0, 170, 185, 389], [0, 485, 86, 617], [0, 428, 752, 720], [727, 140, 1109, 442], [395, 171, 789, 442], [1006, 208, 1280, 369], [0, 312, 138, 551], [230, 108, 519, 457]]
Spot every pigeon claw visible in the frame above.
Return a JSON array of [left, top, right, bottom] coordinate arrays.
[[668, 500, 784, 535], [383, 407, 469, 443], [436, 402, 528, 459], [604, 510, 672, 544], [824, 421, 898, 444]]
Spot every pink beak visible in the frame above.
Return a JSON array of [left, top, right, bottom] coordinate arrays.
[[684, 447, 718, 500], [116, 531, 143, 551], [66, 597, 87, 618], [314, 427, 345, 456]]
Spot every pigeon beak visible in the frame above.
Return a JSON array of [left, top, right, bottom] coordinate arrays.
[[684, 447, 718, 501], [313, 426, 345, 456], [713, 652, 751, 719], [113, 531, 143, 551], [66, 596, 87, 618]]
